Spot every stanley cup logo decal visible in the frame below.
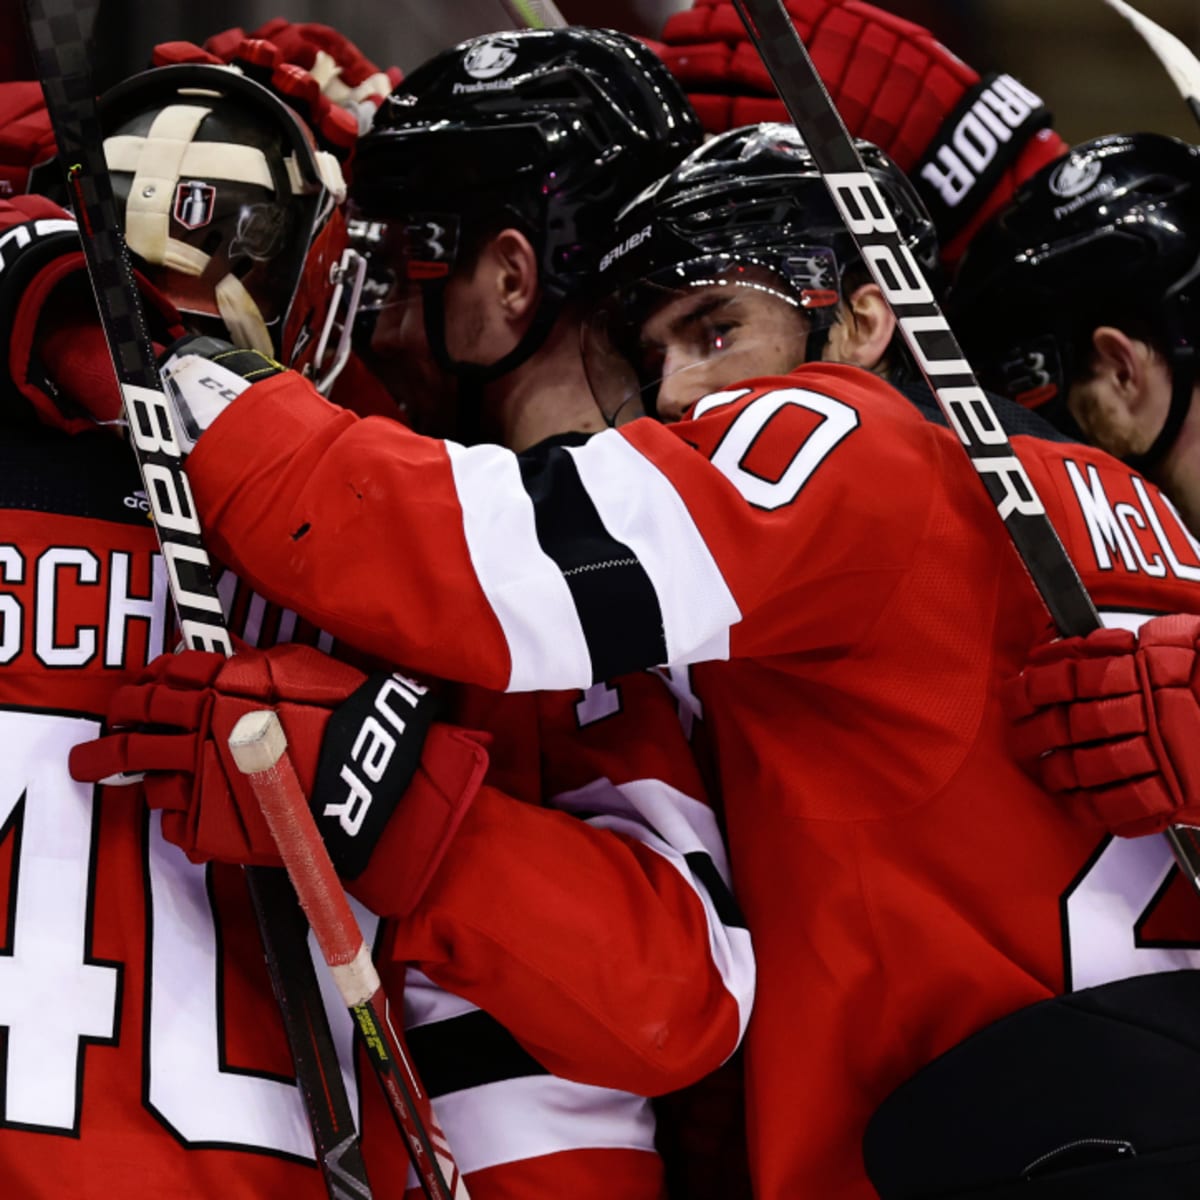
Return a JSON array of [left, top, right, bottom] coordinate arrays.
[[174, 180, 216, 230]]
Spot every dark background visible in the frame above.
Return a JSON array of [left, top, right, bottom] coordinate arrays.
[[53, 0, 1200, 145]]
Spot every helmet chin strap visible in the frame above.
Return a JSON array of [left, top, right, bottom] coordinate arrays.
[[453, 376, 486, 446], [803, 326, 831, 364], [421, 280, 562, 385], [597, 390, 641, 429], [799, 286, 842, 365], [1125, 338, 1196, 475], [158, 241, 277, 357]]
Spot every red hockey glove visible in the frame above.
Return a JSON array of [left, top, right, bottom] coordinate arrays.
[[238, 18, 401, 105], [1003, 616, 1200, 837], [154, 20, 400, 157], [151, 37, 359, 162], [0, 82, 56, 195], [69, 645, 489, 915], [656, 0, 1067, 267], [0, 194, 183, 434]]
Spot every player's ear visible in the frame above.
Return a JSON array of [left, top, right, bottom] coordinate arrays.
[[1068, 327, 1168, 458], [487, 227, 540, 325], [1088, 326, 1153, 408], [824, 282, 896, 371]]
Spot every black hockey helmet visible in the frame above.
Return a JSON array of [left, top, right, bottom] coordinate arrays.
[[585, 122, 939, 412], [948, 132, 1200, 468], [94, 63, 347, 367], [349, 26, 702, 382]]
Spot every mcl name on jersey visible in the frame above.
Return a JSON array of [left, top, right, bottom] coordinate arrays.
[[1066, 460, 1200, 579]]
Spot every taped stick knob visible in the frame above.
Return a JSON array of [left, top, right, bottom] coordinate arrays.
[[229, 708, 288, 773]]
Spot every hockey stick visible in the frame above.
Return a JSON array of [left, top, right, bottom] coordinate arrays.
[[229, 711, 469, 1200], [498, 0, 568, 29], [1103, 0, 1200, 127], [20, 2, 373, 1195], [729, 0, 1200, 886]]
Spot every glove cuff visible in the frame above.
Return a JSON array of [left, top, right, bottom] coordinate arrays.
[[347, 725, 490, 917], [310, 672, 442, 878], [910, 72, 1054, 251], [0, 220, 82, 430]]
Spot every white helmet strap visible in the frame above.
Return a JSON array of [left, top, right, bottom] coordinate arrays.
[[116, 103, 210, 265], [105, 102, 279, 271], [215, 273, 274, 356]]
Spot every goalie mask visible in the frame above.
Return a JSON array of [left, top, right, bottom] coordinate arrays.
[[349, 26, 702, 386], [96, 63, 348, 372], [948, 132, 1200, 469], [584, 123, 938, 418]]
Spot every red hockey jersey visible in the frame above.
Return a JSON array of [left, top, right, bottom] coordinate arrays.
[[0, 177, 753, 1193], [385, 671, 753, 1197], [0, 426, 375, 1199], [187, 362, 1200, 1198], [0, 427, 752, 1198]]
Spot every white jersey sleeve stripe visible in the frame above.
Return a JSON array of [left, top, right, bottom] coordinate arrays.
[[446, 440, 593, 691], [409, 1075, 655, 1188], [566, 431, 741, 668], [552, 776, 756, 1045], [401, 970, 657, 1186]]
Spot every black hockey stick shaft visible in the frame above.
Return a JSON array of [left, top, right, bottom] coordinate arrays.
[[20, 2, 374, 1194], [729, 0, 1200, 882]]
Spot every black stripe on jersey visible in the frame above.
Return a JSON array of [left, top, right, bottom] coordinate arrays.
[[684, 852, 748, 931], [572, 801, 745, 930], [406, 1009, 548, 1098], [517, 439, 667, 681], [0, 426, 148, 526]]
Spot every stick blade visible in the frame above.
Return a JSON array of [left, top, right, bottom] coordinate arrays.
[[1104, 0, 1200, 113]]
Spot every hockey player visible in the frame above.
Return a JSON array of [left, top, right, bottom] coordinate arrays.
[[0, 34, 447, 1194], [0, 194, 388, 1200], [81, 51, 397, 413], [136, 92, 1200, 1194], [652, 0, 1067, 271], [949, 132, 1200, 538], [68, 29, 756, 1199], [948, 131, 1200, 946]]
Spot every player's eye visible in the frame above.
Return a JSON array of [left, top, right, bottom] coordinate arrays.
[[700, 321, 736, 356]]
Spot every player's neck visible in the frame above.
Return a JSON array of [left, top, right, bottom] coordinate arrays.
[[486, 311, 609, 452]]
